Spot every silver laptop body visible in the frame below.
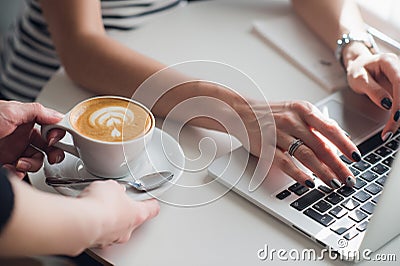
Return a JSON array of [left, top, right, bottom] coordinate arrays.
[[208, 89, 400, 261]]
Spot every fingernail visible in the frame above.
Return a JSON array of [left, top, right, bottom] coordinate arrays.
[[345, 176, 356, 187], [55, 155, 62, 164], [305, 179, 315, 188], [382, 132, 393, 142], [381, 98, 392, 110], [351, 151, 361, 162], [394, 110, 400, 122], [330, 178, 342, 189], [48, 137, 57, 147], [16, 160, 32, 172]]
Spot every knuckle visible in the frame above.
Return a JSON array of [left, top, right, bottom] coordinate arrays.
[[290, 100, 318, 121], [135, 212, 147, 224], [303, 101, 314, 112], [278, 114, 297, 127], [290, 100, 312, 114], [313, 141, 328, 154], [296, 146, 314, 158], [277, 154, 292, 169], [30, 102, 44, 114], [324, 121, 339, 135], [282, 115, 296, 126]]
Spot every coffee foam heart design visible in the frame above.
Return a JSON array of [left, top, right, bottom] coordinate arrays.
[[89, 106, 135, 139]]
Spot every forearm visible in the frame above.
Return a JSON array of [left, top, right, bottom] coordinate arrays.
[[292, 0, 366, 51], [39, 0, 256, 142], [56, 34, 165, 98], [40, 0, 163, 98], [50, 33, 251, 136], [0, 178, 102, 257]]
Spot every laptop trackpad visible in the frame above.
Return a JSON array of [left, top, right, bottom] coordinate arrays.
[[318, 99, 383, 145]]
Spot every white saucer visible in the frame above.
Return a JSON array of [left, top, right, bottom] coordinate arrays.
[[44, 128, 185, 201]]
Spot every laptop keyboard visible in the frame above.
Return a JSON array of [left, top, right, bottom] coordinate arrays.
[[276, 130, 397, 242]]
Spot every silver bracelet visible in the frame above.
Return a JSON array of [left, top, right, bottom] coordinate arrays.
[[335, 32, 379, 68]]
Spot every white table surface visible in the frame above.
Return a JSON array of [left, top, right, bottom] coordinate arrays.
[[30, 0, 400, 265]]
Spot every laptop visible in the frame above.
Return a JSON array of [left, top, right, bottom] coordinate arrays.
[[207, 88, 400, 261]]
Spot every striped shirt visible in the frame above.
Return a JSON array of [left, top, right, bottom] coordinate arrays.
[[0, 0, 183, 102]]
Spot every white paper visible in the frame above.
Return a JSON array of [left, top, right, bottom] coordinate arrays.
[[252, 15, 348, 93]]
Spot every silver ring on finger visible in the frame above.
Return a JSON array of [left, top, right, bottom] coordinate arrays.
[[288, 138, 304, 157]]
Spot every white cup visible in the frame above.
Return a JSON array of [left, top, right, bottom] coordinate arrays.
[[41, 96, 155, 178]]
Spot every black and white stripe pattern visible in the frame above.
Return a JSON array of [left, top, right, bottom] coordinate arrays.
[[0, 0, 182, 102]]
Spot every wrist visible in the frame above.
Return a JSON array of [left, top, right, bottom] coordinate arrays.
[[75, 196, 106, 248], [335, 32, 379, 70], [230, 98, 267, 155]]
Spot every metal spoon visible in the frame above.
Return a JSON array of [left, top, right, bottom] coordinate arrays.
[[45, 171, 174, 191]]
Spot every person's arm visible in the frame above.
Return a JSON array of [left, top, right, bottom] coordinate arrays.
[[0, 176, 159, 256], [292, 0, 400, 141], [292, 0, 365, 51], [40, 0, 163, 98], [39, 0, 362, 189], [39, 0, 243, 135], [0, 100, 160, 257]]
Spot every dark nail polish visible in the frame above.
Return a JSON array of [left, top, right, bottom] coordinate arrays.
[[394, 110, 400, 122], [305, 179, 315, 188], [345, 176, 356, 187], [352, 151, 361, 162], [330, 179, 342, 189], [381, 98, 392, 110]]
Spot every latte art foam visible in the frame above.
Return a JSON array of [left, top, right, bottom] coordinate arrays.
[[71, 98, 152, 142], [89, 106, 134, 138]]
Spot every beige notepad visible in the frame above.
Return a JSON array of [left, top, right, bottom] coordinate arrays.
[[253, 15, 348, 92]]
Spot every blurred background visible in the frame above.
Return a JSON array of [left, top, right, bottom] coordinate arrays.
[[0, 0, 25, 49], [0, 0, 205, 50]]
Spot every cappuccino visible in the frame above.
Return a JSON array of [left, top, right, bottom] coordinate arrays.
[[70, 98, 152, 142]]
